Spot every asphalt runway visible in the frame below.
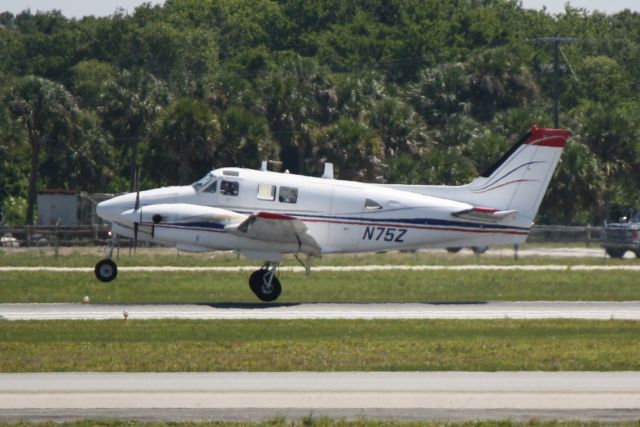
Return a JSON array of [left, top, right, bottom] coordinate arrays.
[[2, 372, 640, 422], [1, 301, 640, 320]]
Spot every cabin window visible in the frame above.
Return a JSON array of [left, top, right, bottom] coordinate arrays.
[[203, 180, 217, 193], [192, 172, 216, 190], [365, 198, 382, 210], [220, 180, 239, 196], [257, 183, 276, 201], [279, 186, 298, 204]]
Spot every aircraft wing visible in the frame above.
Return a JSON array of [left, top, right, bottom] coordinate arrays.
[[226, 212, 322, 257], [451, 207, 518, 223]]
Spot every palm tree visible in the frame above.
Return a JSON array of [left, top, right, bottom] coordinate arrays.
[[317, 117, 385, 181], [7, 76, 78, 224], [98, 69, 170, 191], [463, 48, 540, 122], [147, 98, 220, 185], [218, 106, 278, 169], [259, 54, 332, 174]]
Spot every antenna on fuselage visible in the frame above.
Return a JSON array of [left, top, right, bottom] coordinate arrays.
[[260, 160, 283, 172], [322, 162, 334, 179]]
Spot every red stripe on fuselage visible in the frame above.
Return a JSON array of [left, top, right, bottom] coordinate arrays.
[[255, 211, 295, 220]]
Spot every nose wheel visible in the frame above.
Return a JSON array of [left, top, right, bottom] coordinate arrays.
[[95, 233, 118, 282], [249, 263, 281, 302], [95, 258, 118, 282]]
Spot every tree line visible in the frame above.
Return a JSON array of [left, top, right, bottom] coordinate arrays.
[[1, 0, 640, 225]]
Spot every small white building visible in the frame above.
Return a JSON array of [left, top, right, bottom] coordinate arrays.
[[37, 190, 113, 225]]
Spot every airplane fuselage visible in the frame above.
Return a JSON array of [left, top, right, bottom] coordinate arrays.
[[98, 167, 529, 261]]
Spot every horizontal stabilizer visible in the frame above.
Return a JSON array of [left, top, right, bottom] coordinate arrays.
[[452, 207, 519, 223]]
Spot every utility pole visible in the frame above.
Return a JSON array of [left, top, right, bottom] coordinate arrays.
[[534, 37, 577, 128]]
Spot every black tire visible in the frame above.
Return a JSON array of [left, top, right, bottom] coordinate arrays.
[[446, 247, 462, 253], [249, 269, 264, 294], [249, 269, 282, 302], [605, 248, 626, 259], [471, 246, 489, 254], [95, 259, 117, 282]]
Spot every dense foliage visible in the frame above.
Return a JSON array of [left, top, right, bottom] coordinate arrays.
[[1, 0, 639, 225]]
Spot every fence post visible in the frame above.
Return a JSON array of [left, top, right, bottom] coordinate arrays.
[[54, 221, 60, 259], [586, 224, 591, 247]]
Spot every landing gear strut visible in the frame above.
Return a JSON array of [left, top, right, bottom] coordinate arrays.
[[95, 233, 118, 282], [249, 262, 281, 302]]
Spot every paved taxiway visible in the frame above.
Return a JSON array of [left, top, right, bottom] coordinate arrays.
[[2, 301, 639, 320], [2, 372, 640, 422]]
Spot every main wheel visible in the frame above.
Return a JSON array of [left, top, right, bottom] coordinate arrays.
[[95, 259, 118, 282], [605, 248, 626, 258], [249, 269, 282, 302]]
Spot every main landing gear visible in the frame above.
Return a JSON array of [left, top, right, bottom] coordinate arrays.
[[249, 262, 281, 302], [95, 234, 118, 282]]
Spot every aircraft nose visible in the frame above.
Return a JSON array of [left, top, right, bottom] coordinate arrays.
[[96, 197, 117, 222]]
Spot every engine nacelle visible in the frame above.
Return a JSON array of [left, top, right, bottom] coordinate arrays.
[[141, 203, 246, 225]]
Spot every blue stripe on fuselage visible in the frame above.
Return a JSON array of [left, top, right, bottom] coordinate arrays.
[[156, 212, 529, 233]]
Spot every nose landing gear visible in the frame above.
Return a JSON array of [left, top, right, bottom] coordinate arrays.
[[249, 262, 281, 302], [95, 234, 118, 282], [95, 258, 117, 282]]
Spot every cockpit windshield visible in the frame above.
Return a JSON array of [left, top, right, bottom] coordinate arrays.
[[192, 172, 216, 190]]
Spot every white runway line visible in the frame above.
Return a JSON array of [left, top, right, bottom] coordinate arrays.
[[2, 264, 640, 272], [1, 372, 640, 410], [2, 301, 640, 320]]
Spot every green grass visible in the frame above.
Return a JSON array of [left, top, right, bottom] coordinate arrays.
[[1, 268, 640, 303], [1, 319, 639, 372], [1, 246, 639, 303], [0, 245, 633, 268]]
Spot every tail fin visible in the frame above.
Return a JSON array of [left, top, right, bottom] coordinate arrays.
[[387, 126, 570, 224], [464, 126, 570, 221]]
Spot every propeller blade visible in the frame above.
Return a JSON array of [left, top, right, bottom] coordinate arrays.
[[134, 169, 140, 211], [133, 168, 141, 253], [133, 222, 138, 254], [151, 213, 162, 239]]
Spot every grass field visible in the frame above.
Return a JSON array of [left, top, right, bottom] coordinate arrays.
[[0, 245, 633, 267], [1, 319, 639, 372], [1, 247, 640, 303], [1, 268, 640, 303]]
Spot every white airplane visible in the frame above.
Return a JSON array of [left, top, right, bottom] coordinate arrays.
[[95, 126, 570, 301]]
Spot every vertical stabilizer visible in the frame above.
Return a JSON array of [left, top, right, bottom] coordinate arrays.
[[466, 126, 570, 221], [385, 126, 570, 225]]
